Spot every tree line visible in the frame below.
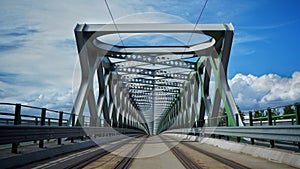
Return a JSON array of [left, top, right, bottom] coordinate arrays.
[[246, 105, 295, 119]]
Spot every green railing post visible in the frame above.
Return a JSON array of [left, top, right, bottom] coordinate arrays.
[[57, 111, 63, 145], [296, 103, 300, 125], [236, 114, 240, 142], [39, 108, 46, 148], [225, 116, 228, 127], [47, 118, 51, 141], [14, 104, 21, 125], [82, 115, 85, 127], [225, 116, 229, 140], [249, 111, 255, 145], [35, 117, 38, 126], [80, 115, 85, 140], [34, 117, 38, 143], [260, 119, 262, 126], [267, 108, 275, 148], [295, 103, 300, 149], [12, 104, 21, 153]]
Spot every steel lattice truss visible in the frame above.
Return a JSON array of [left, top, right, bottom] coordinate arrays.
[[71, 23, 243, 135]]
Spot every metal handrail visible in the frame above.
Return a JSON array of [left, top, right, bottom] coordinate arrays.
[[164, 125, 300, 142], [0, 112, 69, 122], [242, 102, 299, 113], [0, 125, 144, 145], [0, 102, 73, 115]]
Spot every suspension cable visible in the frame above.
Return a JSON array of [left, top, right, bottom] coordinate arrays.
[[104, 0, 127, 53], [182, 0, 208, 57]]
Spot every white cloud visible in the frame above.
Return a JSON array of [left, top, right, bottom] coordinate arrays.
[[229, 72, 300, 110], [0, 0, 191, 112], [233, 31, 265, 45], [1, 0, 299, 115], [202, 0, 258, 23], [0, 0, 126, 112]]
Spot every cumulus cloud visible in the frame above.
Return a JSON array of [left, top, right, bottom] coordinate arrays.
[[1, 0, 299, 115], [229, 72, 300, 110], [0, 0, 193, 113], [0, 0, 120, 112]]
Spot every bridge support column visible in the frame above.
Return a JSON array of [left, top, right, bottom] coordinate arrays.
[[70, 43, 102, 126]]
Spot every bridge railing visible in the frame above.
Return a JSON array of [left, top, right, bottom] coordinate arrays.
[[165, 103, 300, 150], [0, 103, 143, 154], [0, 125, 143, 144], [243, 103, 299, 126], [0, 103, 107, 127], [164, 125, 300, 150], [0, 103, 71, 126]]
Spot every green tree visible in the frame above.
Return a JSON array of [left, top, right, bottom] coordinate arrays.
[[283, 105, 295, 115], [254, 110, 264, 118], [283, 105, 295, 119], [237, 106, 245, 122], [261, 110, 266, 117], [271, 108, 280, 116], [218, 108, 227, 126]]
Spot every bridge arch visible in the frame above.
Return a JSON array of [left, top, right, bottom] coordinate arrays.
[[70, 23, 242, 135]]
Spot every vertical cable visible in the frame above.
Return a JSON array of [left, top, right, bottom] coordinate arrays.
[[104, 0, 127, 53], [182, 0, 208, 57]]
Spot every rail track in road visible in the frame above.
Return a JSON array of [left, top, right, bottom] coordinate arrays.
[[160, 135, 203, 169], [69, 136, 147, 169], [180, 141, 250, 169], [20, 135, 270, 169], [161, 135, 251, 169], [18, 134, 144, 169], [169, 144, 203, 169], [113, 136, 147, 169], [81, 136, 147, 169]]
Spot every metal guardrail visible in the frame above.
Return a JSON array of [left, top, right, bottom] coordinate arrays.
[[0, 103, 147, 153], [243, 103, 299, 126], [0, 112, 69, 126], [0, 103, 72, 126], [202, 126, 300, 142], [0, 103, 84, 153], [0, 125, 144, 145], [164, 125, 300, 149]]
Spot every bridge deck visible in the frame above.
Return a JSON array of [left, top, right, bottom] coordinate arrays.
[[3, 135, 297, 169]]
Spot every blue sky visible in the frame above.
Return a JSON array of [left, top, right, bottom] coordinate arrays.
[[223, 0, 300, 78], [0, 0, 299, 111]]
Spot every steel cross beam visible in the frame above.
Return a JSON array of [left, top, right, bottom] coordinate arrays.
[[106, 54, 197, 70], [116, 69, 189, 80], [122, 77, 184, 88]]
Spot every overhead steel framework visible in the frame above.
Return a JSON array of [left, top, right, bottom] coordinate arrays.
[[71, 23, 243, 135]]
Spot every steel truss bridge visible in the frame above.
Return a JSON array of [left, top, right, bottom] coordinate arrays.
[[71, 23, 243, 135], [1, 23, 300, 169]]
